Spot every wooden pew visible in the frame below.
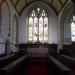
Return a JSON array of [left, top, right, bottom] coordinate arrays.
[[48, 55, 70, 75], [59, 54, 75, 68], [0, 54, 18, 68], [0, 55, 27, 75], [0, 54, 6, 58], [55, 54, 75, 75]]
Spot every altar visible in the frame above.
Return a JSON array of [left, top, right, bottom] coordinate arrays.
[[19, 43, 58, 57], [27, 43, 49, 57]]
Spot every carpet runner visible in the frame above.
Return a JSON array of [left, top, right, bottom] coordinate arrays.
[[25, 63, 48, 75]]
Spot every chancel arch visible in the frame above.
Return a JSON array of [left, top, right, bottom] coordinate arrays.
[[19, 1, 58, 44], [19, 1, 58, 57]]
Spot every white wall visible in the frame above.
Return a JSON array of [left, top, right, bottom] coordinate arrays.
[[0, 36, 5, 54], [1, 3, 9, 39], [19, 1, 58, 44], [0, 2, 9, 54], [6, 0, 19, 52], [0, 0, 19, 54]]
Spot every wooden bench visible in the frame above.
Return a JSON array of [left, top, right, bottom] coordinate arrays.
[[0, 54, 6, 58], [59, 54, 75, 68], [0, 54, 18, 68], [0, 55, 27, 75], [48, 55, 70, 75]]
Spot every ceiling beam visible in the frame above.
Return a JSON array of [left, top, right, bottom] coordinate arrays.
[[51, 0, 53, 5], [16, 0, 20, 6], [10, 0, 19, 15], [59, 0, 68, 14], [59, 0, 63, 5], [19, 0, 58, 16]]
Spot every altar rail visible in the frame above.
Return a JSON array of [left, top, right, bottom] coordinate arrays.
[[19, 43, 58, 57]]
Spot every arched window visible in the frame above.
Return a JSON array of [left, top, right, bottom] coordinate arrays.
[[71, 21, 75, 41], [29, 7, 48, 43]]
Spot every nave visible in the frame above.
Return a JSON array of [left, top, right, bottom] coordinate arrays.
[[22, 54, 75, 75], [24, 61, 48, 75], [1, 0, 75, 75], [0, 51, 75, 75]]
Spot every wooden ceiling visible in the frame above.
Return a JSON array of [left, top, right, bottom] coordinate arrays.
[[10, 0, 68, 15]]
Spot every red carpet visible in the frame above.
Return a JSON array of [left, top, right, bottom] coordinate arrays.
[[26, 64, 48, 75]]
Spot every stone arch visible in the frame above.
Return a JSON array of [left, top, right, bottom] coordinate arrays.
[[0, 1, 10, 54], [1, 2, 10, 39], [60, 1, 74, 48], [19, 1, 58, 44]]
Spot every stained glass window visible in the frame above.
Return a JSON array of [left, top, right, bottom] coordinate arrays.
[[71, 22, 75, 41], [29, 7, 48, 43]]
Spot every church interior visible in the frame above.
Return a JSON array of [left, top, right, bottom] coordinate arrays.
[[0, 0, 75, 75]]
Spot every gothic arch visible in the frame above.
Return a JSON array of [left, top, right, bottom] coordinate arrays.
[[1, 1, 10, 39], [0, 1, 11, 54], [19, 1, 58, 44], [60, 1, 74, 48]]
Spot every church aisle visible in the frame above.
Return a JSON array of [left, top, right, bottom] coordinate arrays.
[[24, 63, 49, 75]]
